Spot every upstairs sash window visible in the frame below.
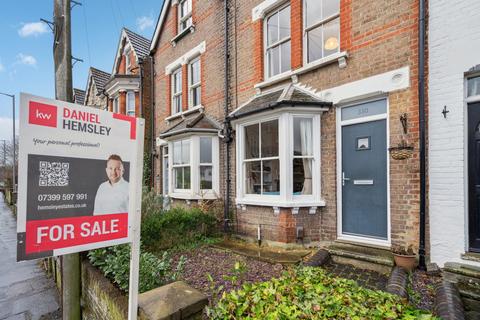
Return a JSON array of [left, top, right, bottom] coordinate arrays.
[[265, 5, 291, 78]]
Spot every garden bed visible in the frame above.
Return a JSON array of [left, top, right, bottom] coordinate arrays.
[[171, 246, 286, 300]]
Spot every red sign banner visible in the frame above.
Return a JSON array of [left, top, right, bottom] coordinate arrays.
[[25, 213, 128, 254]]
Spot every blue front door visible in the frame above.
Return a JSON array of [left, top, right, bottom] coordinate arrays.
[[341, 119, 388, 240]]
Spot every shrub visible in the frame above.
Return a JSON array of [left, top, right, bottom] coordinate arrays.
[[207, 267, 439, 319], [141, 187, 164, 218], [88, 244, 185, 293], [141, 207, 218, 250]]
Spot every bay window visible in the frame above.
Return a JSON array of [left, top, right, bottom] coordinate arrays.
[[126, 91, 135, 116], [236, 112, 323, 207], [173, 139, 191, 190], [244, 120, 280, 195], [304, 0, 340, 63], [169, 136, 219, 199], [265, 4, 291, 78], [171, 68, 182, 114]]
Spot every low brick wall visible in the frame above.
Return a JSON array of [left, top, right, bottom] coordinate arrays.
[[81, 260, 128, 320], [81, 260, 208, 320]]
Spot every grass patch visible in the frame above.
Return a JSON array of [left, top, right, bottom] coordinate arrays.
[[207, 267, 439, 319]]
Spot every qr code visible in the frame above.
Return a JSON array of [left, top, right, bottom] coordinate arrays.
[[39, 161, 69, 187]]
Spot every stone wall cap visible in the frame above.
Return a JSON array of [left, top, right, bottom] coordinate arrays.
[[138, 281, 208, 320]]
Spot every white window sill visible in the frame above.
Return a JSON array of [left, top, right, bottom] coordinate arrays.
[[169, 191, 218, 201], [165, 105, 204, 122], [171, 24, 195, 46], [235, 198, 326, 208], [255, 51, 348, 90]]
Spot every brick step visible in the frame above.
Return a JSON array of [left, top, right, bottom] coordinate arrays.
[[443, 262, 480, 316], [327, 242, 394, 274]]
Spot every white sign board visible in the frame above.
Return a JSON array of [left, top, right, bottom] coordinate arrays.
[[17, 93, 144, 261]]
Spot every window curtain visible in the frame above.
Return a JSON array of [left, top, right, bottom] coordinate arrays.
[[300, 119, 312, 194]]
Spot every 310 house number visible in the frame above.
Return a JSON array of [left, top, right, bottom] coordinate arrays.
[[37, 193, 88, 201], [358, 107, 369, 115]]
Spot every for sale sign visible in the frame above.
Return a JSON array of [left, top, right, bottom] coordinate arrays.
[[17, 93, 144, 261]]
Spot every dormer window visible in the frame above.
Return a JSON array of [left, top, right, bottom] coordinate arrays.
[[179, 0, 192, 33], [265, 4, 291, 78], [304, 0, 340, 63]]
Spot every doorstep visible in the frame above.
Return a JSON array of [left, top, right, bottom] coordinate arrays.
[[327, 242, 394, 274]]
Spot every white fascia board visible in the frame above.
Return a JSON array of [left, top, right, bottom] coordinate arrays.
[[165, 41, 206, 74], [84, 70, 94, 106], [317, 66, 410, 105], [150, 0, 172, 52], [252, 0, 285, 21], [112, 29, 128, 75]]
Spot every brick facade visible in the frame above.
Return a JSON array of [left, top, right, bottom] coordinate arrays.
[[151, 0, 422, 251]]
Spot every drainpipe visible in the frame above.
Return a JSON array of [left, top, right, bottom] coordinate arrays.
[[149, 55, 156, 191], [418, 0, 427, 270], [138, 57, 144, 118], [223, 0, 233, 234]]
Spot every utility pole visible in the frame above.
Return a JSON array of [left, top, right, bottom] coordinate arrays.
[[53, 0, 81, 319]]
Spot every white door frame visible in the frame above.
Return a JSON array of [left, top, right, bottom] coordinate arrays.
[[336, 97, 391, 247]]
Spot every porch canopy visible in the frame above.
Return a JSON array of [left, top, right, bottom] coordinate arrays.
[[159, 112, 222, 139]]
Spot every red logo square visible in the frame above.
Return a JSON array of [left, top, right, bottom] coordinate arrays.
[[29, 101, 57, 128]]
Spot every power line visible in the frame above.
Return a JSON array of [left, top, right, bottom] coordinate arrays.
[[108, 0, 119, 31], [81, 2, 92, 66]]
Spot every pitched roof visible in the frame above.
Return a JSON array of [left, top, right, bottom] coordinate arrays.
[[90, 67, 111, 92], [229, 83, 331, 119], [73, 88, 85, 105], [159, 112, 222, 138], [123, 28, 151, 59]]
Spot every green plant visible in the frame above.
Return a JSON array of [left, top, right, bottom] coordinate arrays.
[[141, 207, 218, 251], [143, 150, 152, 187], [206, 261, 248, 310], [207, 267, 439, 319], [87, 244, 185, 293], [141, 187, 164, 218]]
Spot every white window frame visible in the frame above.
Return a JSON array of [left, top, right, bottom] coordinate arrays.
[[172, 139, 191, 192], [162, 145, 169, 196], [264, 3, 291, 79], [113, 96, 119, 113], [126, 91, 135, 116], [178, 0, 193, 33], [235, 111, 323, 208], [171, 68, 182, 115], [168, 135, 220, 199], [188, 57, 201, 109], [303, 0, 340, 65]]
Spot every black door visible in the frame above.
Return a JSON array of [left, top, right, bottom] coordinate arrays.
[[468, 102, 480, 252]]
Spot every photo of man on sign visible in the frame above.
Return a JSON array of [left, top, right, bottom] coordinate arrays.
[[93, 154, 129, 215]]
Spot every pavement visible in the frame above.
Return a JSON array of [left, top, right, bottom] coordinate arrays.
[[0, 196, 60, 320]]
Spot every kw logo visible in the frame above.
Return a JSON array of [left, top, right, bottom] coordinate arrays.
[[36, 110, 52, 120], [29, 101, 57, 128]]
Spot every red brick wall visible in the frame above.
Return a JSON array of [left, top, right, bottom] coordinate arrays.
[[152, 0, 422, 250], [291, 0, 303, 70], [182, 64, 189, 111], [119, 92, 126, 115], [152, 0, 227, 195]]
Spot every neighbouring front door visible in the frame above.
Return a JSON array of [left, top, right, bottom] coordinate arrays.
[[341, 118, 388, 240], [468, 102, 480, 252]]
